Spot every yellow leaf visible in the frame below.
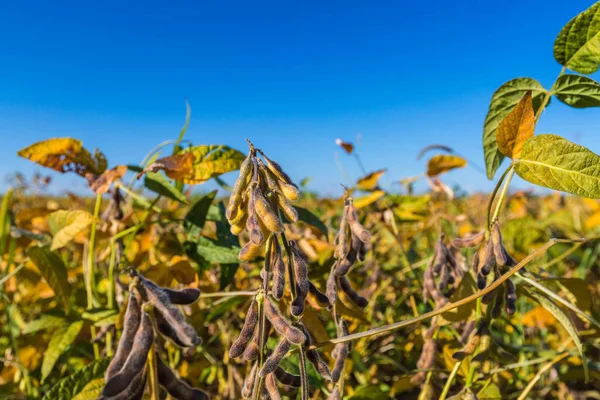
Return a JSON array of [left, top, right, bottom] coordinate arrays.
[[357, 169, 386, 191], [496, 91, 535, 158], [426, 155, 467, 177], [301, 308, 330, 344], [521, 305, 557, 328], [18, 137, 107, 177], [48, 210, 94, 250], [353, 190, 386, 209], [170, 255, 197, 285], [586, 210, 600, 229], [19, 345, 42, 371], [87, 165, 127, 194]]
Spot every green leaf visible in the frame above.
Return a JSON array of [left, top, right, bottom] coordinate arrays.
[[207, 201, 239, 248], [43, 358, 110, 400], [47, 210, 94, 250], [185, 191, 218, 234], [552, 74, 600, 108], [41, 321, 84, 382], [554, 2, 600, 74], [483, 78, 547, 179], [438, 273, 478, 326], [529, 291, 588, 382], [71, 378, 104, 400], [220, 263, 240, 290], [144, 171, 188, 203], [23, 315, 67, 334], [477, 382, 502, 399], [293, 206, 328, 237], [515, 134, 600, 198], [193, 237, 240, 264], [27, 246, 72, 314]]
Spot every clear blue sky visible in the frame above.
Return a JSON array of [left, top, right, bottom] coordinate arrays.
[[2, 0, 600, 196]]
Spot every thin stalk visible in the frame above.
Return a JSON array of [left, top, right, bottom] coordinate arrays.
[[87, 193, 102, 359], [439, 360, 463, 400], [298, 347, 309, 400], [334, 152, 352, 186], [0, 263, 24, 287], [200, 291, 256, 298], [147, 346, 160, 400], [105, 240, 117, 357], [353, 153, 367, 175], [516, 352, 569, 400], [486, 165, 514, 230], [308, 238, 580, 350]]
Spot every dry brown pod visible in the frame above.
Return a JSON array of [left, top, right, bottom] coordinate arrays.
[[300, 324, 332, 382], [239, 241, 262, 262], [505, 278, 517, 315], [307, 281, 330, 307], [412, 335, 436, 385], [289, 241, 310, 316], [229, 297, 259, 358], [276, 193, 299, 223], [338, 276, 368, 308], [155, 309, 201, 348], [334, 210, 349, 260], [102, 310, 155, 397], [259, 150, 295, 186], [264, 372, 282, 400], [105, 290, 141, 382], [274, 366, 301, 388], [432, 235, 447, 274], [156, 355, 209, 400], [138, 276, 201, 348], [254, 188, 284, 233], [326, 265, 338, 307], [242, 363, 257, 399], [423, 264, 447, 308], [452, 231, 485, 248], [247, 187, 264, 246], [226, 152, 253, 221], [271, 238, 286, 300], [346, 203, 371, 243], [265, 297, 306, 344], [162, 287, 201, 305], [260, 338, 291, 377], [103, 366, 147, 400], [330, 319, 349, 383]]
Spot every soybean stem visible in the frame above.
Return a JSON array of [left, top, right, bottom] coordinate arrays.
[[87, 193, 102, 359], [486, 165, 514, 230], [439, 360, 463, 400]]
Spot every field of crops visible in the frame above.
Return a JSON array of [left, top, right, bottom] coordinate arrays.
[[5, 2, 600, 400]]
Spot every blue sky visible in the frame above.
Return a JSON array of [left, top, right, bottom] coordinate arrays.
[[2, 0, 600, 196]]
